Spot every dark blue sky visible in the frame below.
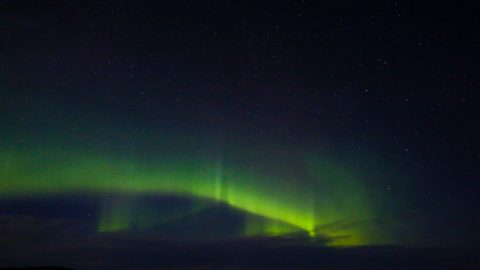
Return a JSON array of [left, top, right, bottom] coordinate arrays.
[[0, 1, 479, 269]]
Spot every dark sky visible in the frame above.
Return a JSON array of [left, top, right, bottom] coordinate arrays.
[[0, 1, 479, 269]]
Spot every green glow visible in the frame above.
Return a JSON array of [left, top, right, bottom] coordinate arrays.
[[98, 196, 211, 232], [98, 197, 134, 232], [0, 148, 391, 246], [244, 215, 302, 236]]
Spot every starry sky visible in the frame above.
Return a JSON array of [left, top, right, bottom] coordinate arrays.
[[0, 1, 479, 269]]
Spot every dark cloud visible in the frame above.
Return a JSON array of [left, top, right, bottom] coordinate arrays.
[[0, 214, 477, 270]]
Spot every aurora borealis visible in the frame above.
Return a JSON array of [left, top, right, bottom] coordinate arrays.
[[0, 141, 387, 246], [1, 1, 479, 269]]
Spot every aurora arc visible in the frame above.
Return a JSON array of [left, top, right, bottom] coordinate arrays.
[[0, 147, 389, 246]]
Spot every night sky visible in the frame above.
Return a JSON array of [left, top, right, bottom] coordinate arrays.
[[0, 1, 479, 269]]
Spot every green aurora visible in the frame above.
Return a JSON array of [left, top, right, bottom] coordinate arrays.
[[0, 145, 392, 246]]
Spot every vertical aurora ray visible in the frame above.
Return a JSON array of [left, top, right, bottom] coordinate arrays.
[[306, 156, 393, 245], [98, 197, 134, 232]]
